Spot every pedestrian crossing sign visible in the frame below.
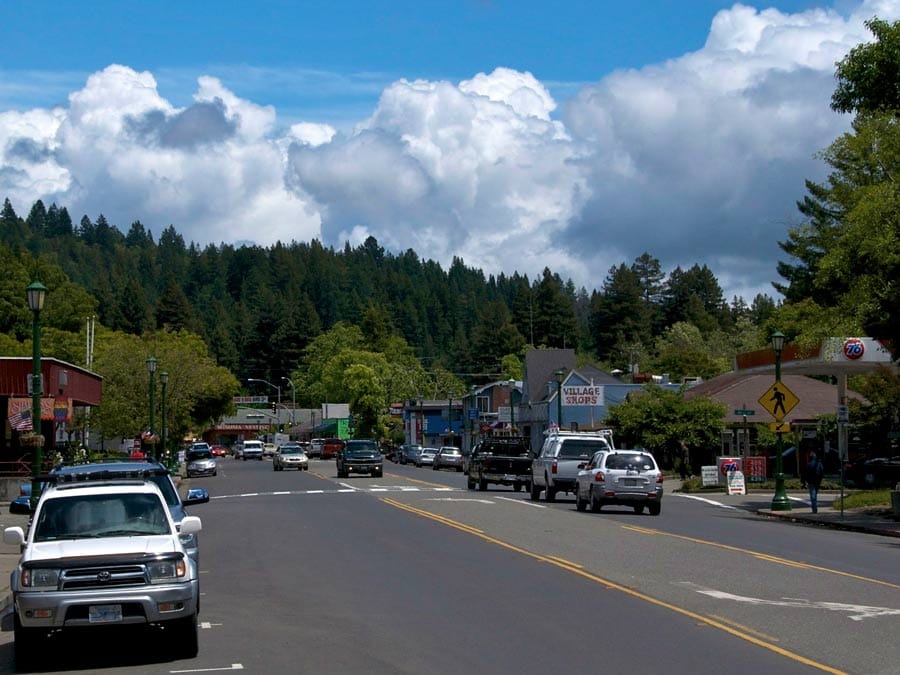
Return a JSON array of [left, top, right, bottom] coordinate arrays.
[[758, 382, 798, 421]]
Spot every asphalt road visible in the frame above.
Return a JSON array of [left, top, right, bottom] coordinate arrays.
[[2, 457, 898, 673]]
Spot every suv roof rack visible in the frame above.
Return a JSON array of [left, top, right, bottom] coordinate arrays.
[[42, 467, 170, 484]]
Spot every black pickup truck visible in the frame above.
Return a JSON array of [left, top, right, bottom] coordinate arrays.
[[466, 436, 533, 492]]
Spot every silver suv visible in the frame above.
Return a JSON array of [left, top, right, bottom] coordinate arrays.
[[574, 449, 663, 515], [3, 470, 203, 669], [531, 429, 614, 501]]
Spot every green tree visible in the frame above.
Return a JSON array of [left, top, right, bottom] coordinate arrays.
[[649, 322, 731, 381], [604, 385, 726, 468], [831, 18, 900, 114], [91, 329, 240, 444]]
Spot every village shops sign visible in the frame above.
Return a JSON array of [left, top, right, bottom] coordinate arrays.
[[562, 385, 604, 406]]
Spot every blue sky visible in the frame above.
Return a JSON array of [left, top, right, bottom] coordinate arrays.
[[1, 0, 897, 303]]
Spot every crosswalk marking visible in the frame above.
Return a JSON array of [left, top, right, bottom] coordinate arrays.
[[211, 485, 464, 501]]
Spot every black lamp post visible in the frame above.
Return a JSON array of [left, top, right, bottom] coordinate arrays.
[[27, 281, 47, 509], [160, 371, 169, 464], [771, 331, 791, 511], [146, 356, 157, 458], [282, 377, 296, 427], [508, 379, 517, 434], [555, 369, 564, 429]]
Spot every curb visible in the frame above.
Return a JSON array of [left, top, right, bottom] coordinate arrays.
[[755, 508, 900, 538]]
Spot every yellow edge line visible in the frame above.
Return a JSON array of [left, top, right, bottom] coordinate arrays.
[[382, 497, 847, 675], [620, 525, 900, 589]]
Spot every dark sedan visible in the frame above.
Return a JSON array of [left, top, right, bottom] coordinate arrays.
[[847, 455, 900, 488]]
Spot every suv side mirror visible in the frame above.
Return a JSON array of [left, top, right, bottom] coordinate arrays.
[[184, 488, 209, 505]]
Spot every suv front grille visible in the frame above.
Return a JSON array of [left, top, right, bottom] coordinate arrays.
[[62, 564, 147, 589]]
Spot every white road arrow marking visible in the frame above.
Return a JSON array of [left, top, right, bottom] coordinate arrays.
[[674, 494, 737, 509], [680, 582, 900, 621]]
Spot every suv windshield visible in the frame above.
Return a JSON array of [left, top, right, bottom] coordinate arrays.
[[345, 441, 378, 454], [34, 493, 170, 541]]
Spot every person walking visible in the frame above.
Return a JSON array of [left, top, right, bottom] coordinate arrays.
[[804, 451, 825, 513], [678, 441, 690, 480]]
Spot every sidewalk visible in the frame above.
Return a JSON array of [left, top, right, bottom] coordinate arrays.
[[755, 501, 900, 538], [670, 479, 900, 538]]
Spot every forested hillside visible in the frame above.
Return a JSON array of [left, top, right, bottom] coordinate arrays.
[[0, 195, 779, 388]]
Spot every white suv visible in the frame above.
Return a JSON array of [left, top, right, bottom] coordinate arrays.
[[574, 449, 663, 515], [3, 471, 202, 669]]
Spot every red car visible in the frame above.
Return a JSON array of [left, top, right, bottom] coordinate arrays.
[[210, 444, 228, 457]]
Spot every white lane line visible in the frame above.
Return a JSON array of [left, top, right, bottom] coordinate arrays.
[[673, 494, 737, 509], [170, 664, 244, 673], [494, 496, 546, 508], [306, 490, 325, 494], [238, 493, 258, 497], [272, 491, 291, 495], [338, 483, 357, 490]]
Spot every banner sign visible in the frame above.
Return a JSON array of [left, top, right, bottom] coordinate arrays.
[[7, 397, 58, 431], [562, 385, 604, 406]]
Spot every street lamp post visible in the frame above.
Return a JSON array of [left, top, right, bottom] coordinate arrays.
[[281, 377, 296, 426], [160, 371, 169, 465], [771, 331, 791, 511], [555, 369, 564, 429], [508, 379, 517, 434], [146, 357, 158, 459], [248, 378, 282, 435], [27, 281, 47, 509]]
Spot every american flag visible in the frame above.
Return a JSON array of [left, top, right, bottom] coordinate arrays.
[[9, 408, 32, 432]]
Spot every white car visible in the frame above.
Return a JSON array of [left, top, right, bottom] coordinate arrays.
[[574, 449, 663, 515], [3, 473, 203, 669], [186, 445, 217, 477], [274, 443, 310, 471], [416, 448, 438, 467], [241, 439, 264, 460]]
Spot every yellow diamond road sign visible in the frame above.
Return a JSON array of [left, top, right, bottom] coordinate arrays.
[[758, 382, 799, 421]]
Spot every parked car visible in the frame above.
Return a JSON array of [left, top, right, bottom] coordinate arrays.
[[416, 448, 438, 467], [49, 459, 209, 564], [233, 443, 244, 460], [433, 446, 464, 472], [3, 470, 202, 669], [186, 446, 217, 477], [9, 482, 32, 514], [574, 449, 663, 515], [241, 439, 264, 460], [847, 455, 900, 488], [322, 437, 345, 460], [336, 439, 383, 477], [399, 444, 423, 465], [263, 442, 277, 458], [274, 443, 310, 471]]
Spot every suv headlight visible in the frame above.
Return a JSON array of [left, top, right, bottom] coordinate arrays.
[[148, 558, 187, 582], [22, 568, 60, 588]]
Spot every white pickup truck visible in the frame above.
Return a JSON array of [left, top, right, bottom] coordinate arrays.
[[530, 429, 614, 502]]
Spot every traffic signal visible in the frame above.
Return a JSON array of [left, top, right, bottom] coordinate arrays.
[[271, 402, 277, 414]]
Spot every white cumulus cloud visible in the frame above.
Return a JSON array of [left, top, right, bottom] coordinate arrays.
[[1, 1, 898, 304]]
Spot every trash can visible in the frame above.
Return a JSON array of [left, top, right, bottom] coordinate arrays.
[[891, 490, 900, 521]]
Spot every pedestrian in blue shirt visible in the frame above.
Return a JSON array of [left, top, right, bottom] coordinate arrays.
[[804, 451, 824, 513]]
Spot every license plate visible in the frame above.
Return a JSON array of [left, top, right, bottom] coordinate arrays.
[[622, 478, 637, 486], [89, 604, 122, 623]]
